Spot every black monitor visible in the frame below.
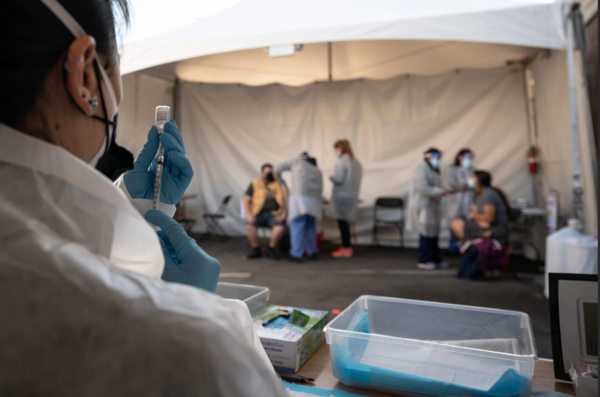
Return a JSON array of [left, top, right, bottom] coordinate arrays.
[[549, 273, 598, 381]]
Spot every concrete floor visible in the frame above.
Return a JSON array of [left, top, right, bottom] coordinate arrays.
[[195, 236, 553, 359]]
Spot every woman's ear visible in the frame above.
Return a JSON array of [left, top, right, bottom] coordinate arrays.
[[64, 36, 97, 116]]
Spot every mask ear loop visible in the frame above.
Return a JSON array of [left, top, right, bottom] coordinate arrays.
[[92, 60, 113, 154]]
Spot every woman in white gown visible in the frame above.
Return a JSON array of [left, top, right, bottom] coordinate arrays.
[[0, 1, 285, 395], [327, 140, 363, 258]]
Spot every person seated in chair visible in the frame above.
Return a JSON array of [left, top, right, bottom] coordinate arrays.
[[243, 164, 288, 260], [451, 170, 511, 245]]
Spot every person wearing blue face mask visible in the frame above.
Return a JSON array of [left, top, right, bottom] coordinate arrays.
[[445, 149, 475, 254], [407, 148, 453, 270]]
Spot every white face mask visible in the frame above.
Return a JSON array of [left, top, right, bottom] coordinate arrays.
[[88, 136, 107, 168], [467, 178, 476, 189], [335, 151, 342, 158], [40, 0, 119, 165]]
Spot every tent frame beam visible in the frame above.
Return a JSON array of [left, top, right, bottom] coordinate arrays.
[[566, 6, 585, 226], [328, 42, 332, 81]]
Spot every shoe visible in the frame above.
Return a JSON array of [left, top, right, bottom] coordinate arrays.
[[332, 247, 353, 258], [307, 254, 318, 261], [289, 256, 303, 263], [265, 247, 280, 260], [417, 262, 437, 270], [246, 247, 262, 260], [437, 261, 450, 269]]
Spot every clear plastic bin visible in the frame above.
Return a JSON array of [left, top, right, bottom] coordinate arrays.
[[215, 282, 270, 315], [325, 296, 538, 397]]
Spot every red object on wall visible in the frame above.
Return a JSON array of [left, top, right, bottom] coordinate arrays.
[[528, 147, 539, 174]]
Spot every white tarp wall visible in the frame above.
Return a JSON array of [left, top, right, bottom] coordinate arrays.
[[119, 73, 175, 153], [158, 65, 531, 246], [532, 50, 598, 236]]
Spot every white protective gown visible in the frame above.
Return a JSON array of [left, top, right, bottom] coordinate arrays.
[[0, 124, 285, 396], [445, 165, 474, 222], [326, 154, 362, 222], [276, 156, 323, 221], [406, 161, 445, 237]]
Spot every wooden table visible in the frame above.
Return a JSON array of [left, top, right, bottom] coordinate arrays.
[[294, 345, 575, 397]]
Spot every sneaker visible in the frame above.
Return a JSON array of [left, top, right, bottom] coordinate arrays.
[[417, 262, 437, 270], [332, 247, 353, 258], [437, 261, 450, 269], [246, 247, 262, 260], [307, 254, 318, 261], [289, 256, 303, 263], [265, 247, 280, 260]]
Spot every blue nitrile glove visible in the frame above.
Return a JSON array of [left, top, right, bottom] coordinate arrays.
[[145, 209, 221, 293], [123, 120, 193, 206]]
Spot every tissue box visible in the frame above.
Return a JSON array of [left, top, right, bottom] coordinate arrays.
[[253, 305, 329, 373]]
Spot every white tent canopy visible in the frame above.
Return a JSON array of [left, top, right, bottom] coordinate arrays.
[[122, 0, 571, 85], [119, 0, 597, 243]]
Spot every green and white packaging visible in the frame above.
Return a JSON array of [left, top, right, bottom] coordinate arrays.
[[253, 305, 329, 373]]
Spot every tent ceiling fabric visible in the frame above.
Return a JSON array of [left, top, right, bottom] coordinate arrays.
[[121, 0, 572, 83], [154, 40, 537, 86]]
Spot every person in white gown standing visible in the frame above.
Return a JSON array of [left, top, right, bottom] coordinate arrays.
[[327, 139, 362, 258], [445, 149, 475, 254]]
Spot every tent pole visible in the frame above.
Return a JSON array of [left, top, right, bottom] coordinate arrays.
[[566, 9, 585, 224], [328, 42, 332, 81], [522, 61, 541, 206]]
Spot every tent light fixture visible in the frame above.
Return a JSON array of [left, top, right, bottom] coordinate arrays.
[[267, 44, 303, 58]]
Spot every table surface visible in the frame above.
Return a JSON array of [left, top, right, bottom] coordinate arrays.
[[295, 345, 575, 397]]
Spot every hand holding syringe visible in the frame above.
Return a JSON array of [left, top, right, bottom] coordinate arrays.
[[122, 106, 193, 211], [153, 106, 170, 210]]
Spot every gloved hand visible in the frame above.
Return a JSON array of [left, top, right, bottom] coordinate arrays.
[[146, 209, 221, 293], [123, 120, 193, 206]]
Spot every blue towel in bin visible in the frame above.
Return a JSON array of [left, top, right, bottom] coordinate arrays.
[[334, 310, 529, 397]]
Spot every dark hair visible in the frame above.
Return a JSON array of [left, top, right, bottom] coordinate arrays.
[[261, 163, 273, 172], [454, 148, 473, 166], [474, 170, 512, 218], [0, 0, 130, 128]]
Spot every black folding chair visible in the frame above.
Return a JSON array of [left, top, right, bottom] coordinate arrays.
[[372, 197, 405, 248], [201, 195, 232, 241]]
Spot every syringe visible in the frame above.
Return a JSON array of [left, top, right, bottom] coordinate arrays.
[[153, 106, 171, 210]]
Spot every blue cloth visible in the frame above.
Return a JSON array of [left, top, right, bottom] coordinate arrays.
[[448, 229, 460, 254], [332, 346, 529, 397], [333, 310, 530, 397], [290, 214, 318, 258], [145, 210, 221, 293], [419, 235, 442, 264], [123, 120, 193, 206]]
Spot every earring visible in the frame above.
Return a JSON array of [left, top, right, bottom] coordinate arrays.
[[64, 53, 82, 74], [89, 96, 98, 111]]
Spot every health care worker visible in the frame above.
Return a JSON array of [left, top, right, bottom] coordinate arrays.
[[407, 148, 452, 270], [0, 1, 285, 395], [445, 149, 475, 254], [327, 140, 363, 258], [276, 152, 323, 262]]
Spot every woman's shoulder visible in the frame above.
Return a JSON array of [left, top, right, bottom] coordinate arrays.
[[483, 187, 502, 201]]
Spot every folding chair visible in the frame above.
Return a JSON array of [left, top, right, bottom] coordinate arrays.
[[202, 195, 232, 241], [372, 197, 404, 248]]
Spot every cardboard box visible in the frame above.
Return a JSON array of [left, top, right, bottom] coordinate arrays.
[[253, 305, 329, 373], [570, 362, 598, 397]]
